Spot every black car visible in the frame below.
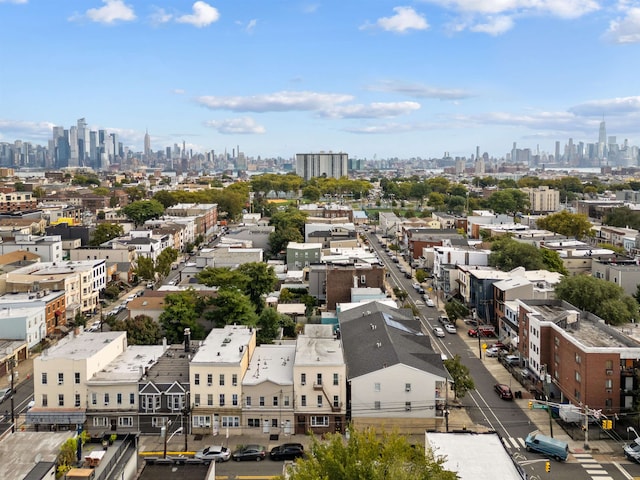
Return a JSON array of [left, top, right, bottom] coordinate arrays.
[[269, 443, 305, 461], [232, 444, 267, 461]]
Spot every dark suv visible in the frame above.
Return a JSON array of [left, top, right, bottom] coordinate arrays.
[[494, 383, 513, 400], [269, 443, 305, 461]]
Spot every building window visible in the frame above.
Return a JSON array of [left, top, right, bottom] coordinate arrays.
[[42, 394, 48, 407], [58, 394, 64, 407], [75, 372, 80, 384], [405, 383, 411, 392], [333, 373, 339, 386], [91, 393, 97, 405], [248, 418, 260, 427], [246, 396, 252, 407], [405, 402, 412, 411], [118, 417, 133, 427], [194, 374, 200, 385], [333, 396, 339, 408], [192, 415, 211, 428], [301, 373, 306, 385], [272, 419, 278, 427], [207, 374, 213, 385], [219, 394, 225, 407], [259, 396, 265, 407], [104, 393, 110, 405], [605, 379, 613, 389], [374, 401, 381, 410], [605, 360, 613, 370], [232, 394, 238, 406], [152, 417, 167, 427], [75, 394, 81, 407], [194, 394, 201, 406], [219, 374, 225, 386], [207, 394, 213, 406], [317, 395, 323, 407], [58, 373, 64, 385], [117, 393, 122, 405], [575, 371, 581, 382], [232, 374, 238, 386], [93, 417, 108, 427], [301, 395, 307, 407], [221, 416, 239, 427], [273, 396, 279, 407], [284, 396, 290, 406], [311, 416, 329, 427], [374, 382, 381, 392], [605, 398, 613, 408], [130, 393, 135, 405], [575, 353, 581, 364], [316, 373, 322, 386]]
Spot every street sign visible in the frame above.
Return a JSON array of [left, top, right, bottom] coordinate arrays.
[[532, 403, 548, 410]]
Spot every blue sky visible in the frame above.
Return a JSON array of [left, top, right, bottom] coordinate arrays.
[[1, 0, 640, 160]]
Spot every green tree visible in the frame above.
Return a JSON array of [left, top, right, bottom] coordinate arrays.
[[393, 287, 408, 302], [486, 189, 529, 215], [536, 210, 593, 239], [302, 185, 321, 202], [92, 186, 111, 196], [269, 225, 304, 256], [121, 199, 165, 226], [57, 437, 78, 476], [237, 262, 277, 312], [111, 315, 162, 345], [555, 275, 639, 325], [256, 307, 286, 344], [153, 190, 178, 209], [125, 185, 147, 202], [134, 256, 155, 281], [205, 288, 258, 328], [155, 247, 179, 278], [415, 269, 428, 283], [197, 267, 250, 290], [90, 223, 124, 246], [489, 237, 546, 271], [539, 248, 569, 276], [159, 290, 205, 343], [443, 354, 475, 399], [444, 300, 469, 325], [284, 427, 457, 480]]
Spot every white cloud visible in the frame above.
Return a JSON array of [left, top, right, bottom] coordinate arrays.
[[0, 0, 28, 4], [0, 119, 55, 140], [320, 101, 421, 119], [245, 19, 257, 33], [568, 96, 640, 115], [365, 6, 429, 33], [205, 117, 266, 134], [469, 15, 514, 35], [150, 7, 173, 25], [371, 80, 474, 100], [196, 91, 354, 112], [423, 0, 598, 18], [345, 122, 431, 134], [172, 88, 186, 95], [176, 1, 220, 28], [70, 0, 136, 24], [604, 7, 640, 43]]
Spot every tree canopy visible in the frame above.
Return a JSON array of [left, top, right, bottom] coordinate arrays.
[[443, 354, 475, 399], [486, 189, 529, 215], [159, 290, 205, 343], [110, 314, 162, 345], [121, 199, 165, 226], [205, 288, 258, 328], [90, 223, 124, 246], [488, 236, 567, 274], [536, 210, 593, 239], [269, 208, 307, 256], [284, 427, 457, 480], [554, 275, 639, 325]]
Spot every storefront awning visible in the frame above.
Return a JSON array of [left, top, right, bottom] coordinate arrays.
[[26, 410, 86, 425]]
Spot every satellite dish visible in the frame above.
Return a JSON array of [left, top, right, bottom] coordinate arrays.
[[34, 453, 42, 464]]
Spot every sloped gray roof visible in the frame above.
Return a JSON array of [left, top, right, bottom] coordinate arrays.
[[339, 302, 448, 380]]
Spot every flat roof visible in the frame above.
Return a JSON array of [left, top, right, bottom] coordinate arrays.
[[425, 432, 524, 480], [242, 344, 296, 386], [191, 325, 254, 364], [295, 325, 343, 366], [38, 331, 125, 360], [0, 432, 75, 480], [88, 345, 166, 384]]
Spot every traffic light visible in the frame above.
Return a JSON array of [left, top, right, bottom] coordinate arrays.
[[602, 419, 608, 429], [602, 419, 613, 430], [545, 461, 550, 473], [528, 401, 533, 409]]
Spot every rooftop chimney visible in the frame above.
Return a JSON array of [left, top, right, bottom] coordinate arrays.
[[184, 327, 191, 352]]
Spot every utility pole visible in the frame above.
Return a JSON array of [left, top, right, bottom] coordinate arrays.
[[9, 358, 16, 433], [583, 405, 590, 450]]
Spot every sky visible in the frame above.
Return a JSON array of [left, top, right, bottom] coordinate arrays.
[[1, 0, 640, 161]]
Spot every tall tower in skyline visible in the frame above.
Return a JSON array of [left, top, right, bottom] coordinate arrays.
[[598, 119, 607, 160], [144, 129, 151, 158]]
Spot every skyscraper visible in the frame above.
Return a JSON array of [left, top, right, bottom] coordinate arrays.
[[144, 129, 151, 158], [598, 120, 607, 159], [296, 152, 349, 180], [77, 118, 87, 166]]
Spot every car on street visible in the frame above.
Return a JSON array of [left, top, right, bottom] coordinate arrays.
[[195, 445, 231, 463], [485, 346, 500, 357], [417, 287, 425, 294], [412, 283, 420, 291], [425, 297, 435, 307], [232, 444, 267, 461], [433, 327, 445, 338], [444, 323, 456, 334], [269, 443, 305, 461], [494, 383, 514, 400], [0, 388, 11, 403]]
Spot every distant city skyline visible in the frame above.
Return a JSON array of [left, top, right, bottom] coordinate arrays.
[[2, 1, 640, 159]]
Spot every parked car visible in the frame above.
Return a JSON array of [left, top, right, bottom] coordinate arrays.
[[412, 283, 421, 291], [485, 346, 500, 357], [232, 444, 267, 461], [269, 443, 305, 461], [417, 287, 425, 294], [195, 445, 231, 463], [0, 388, 11, 404], [404, 272, 412, 279], [433, 327, 445, 338], [525, 431, 568, 461], [494, 383, 514, 400], [425, 298, 435, 307], [438, 315, 450, 325], [444, 323, 456, 334]]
